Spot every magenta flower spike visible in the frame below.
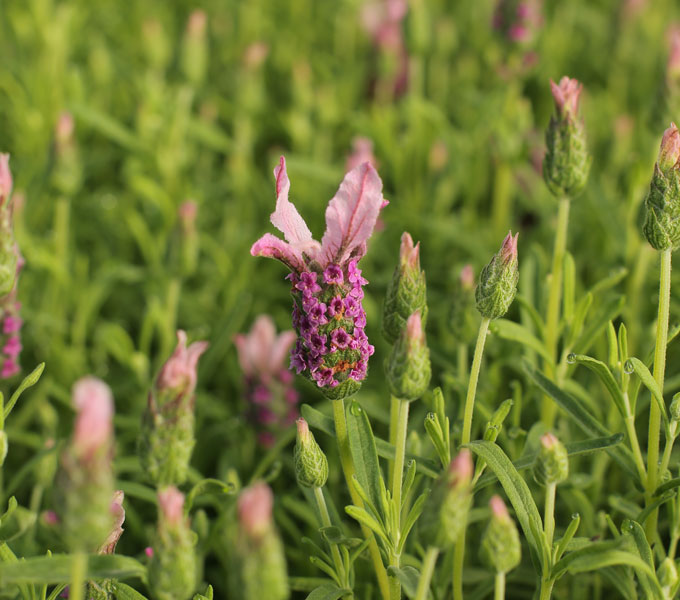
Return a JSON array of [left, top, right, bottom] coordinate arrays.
[[251, 157, 387, 400], [234, 315, 298, 445]]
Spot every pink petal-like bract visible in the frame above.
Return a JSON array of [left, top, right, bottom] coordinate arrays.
[[269, 329, 297, 372], [270, 157, 320, 258], [251, 233, 306, 272], [72, 376, 114, 458], [320, 162, 385, 266], [158, 486, 185, 526], [157, 330, 209, 395]]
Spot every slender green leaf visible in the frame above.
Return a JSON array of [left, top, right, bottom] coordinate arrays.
[[111, 582, 149, 600], [466, 441, 547, 570], [397, 491, 428, 554], [654, 477, 680, 496], [0, 554, 146, 584], [5, 363, 45, 419], [386, 566, 420, 598], [552, 544, 656, 582], [489, 319, 552, 364], [567, 354, 626, 417], [625, 357, 669, 428], [523, 362, 638, 479], [305, 584, 353, 600], [554, 513, 580, 562], [573, 296, 625, 355], [301, 404, 439, 478], [184, 478, 236, 512], [344, 506, 389, 545]]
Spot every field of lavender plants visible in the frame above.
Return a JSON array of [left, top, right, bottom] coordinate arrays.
[[4, 0, 680, 598]]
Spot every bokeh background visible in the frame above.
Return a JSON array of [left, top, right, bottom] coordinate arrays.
[[3, 0, 680, 596]]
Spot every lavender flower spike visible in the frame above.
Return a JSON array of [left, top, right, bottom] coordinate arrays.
[[252, 156, 387, 400]]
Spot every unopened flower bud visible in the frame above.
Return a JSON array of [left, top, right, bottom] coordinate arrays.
[[671, 393, 680, 422], [386, 311, 431, 401], [181, 10, 208, 85], [643, 124, 680, 251], [234, 483, 289, 600], [139, 331, 209, 486], [57, 377, 115, 552], [450, 264, 477, 342], [543, 77, 590, 198], [476, 232, 519, 319], [383, 232, 428, 344], [419, 449, 473, 548], [294, 418, 328, 488], [533, 433, 569, 486], [149, 487, 197, 600], [480, 496, 521, 574]]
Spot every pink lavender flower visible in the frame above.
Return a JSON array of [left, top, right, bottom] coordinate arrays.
[[251, 157, 386, 399], [72, 377, 114, 460], [346, 137, 378, 173], [549, 77, 583, 119], [235, 315, 299, 446], [158, 486, 185, 526], [0, 155, 12, 208], [238, 482, 274, 540], [0, 249, 23, 379], [493, 0, 542, 45], [157, 330, 209, 396], [98, 490, 125, 555]]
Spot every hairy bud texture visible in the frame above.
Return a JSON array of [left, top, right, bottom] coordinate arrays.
[[294, 418, 328, 488], [476, 232, 519, 320], [480, 495, 522, 574]]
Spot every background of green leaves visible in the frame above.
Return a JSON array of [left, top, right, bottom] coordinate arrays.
[[3, 0, 680, 597]]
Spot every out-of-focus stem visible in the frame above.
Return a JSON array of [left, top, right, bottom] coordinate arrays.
[[542, 196, 570, 428]]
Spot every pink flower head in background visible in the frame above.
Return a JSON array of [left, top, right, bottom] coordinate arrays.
[[98, 490, 125, 555], [489, 495, 511, 520], [72, 376, 114, 460], [157, 330, 209, 397], [460, 264, 475, 291], [187, 9, 207, 37], [668, 25, 680, 85], [346, 137, 378, 173], [449, 448, 473, 487], [360, 0, 409, 96], [251, 156, 386, 396], [492, 0, 542, 45], [549, 77, 583, 119], [234, 315, 299, 446], [0, 155, 12, 208], [238, 482, 273, 540], [158, 486, 185, 526], [178, 201, 197, 230], [0, 247, 24, 380]]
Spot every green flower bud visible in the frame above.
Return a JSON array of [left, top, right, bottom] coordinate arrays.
[[234, 483, 290, 600], [543, 77, 590, 198], [383, 232, 428, 344], [480, 496, 521, 574], [149, 487, 197, 600], [671, 393, 680, 422], [139, 331, 209, 486], [56, 378, 115, 552], [386, 312, 431, 401], [533, 433, 569, 486], [419, 450, 473, 549], [475, 232, 519, 320], [294, 418, 328, 488], [643, 124, 680, 251], [181, 11, 208, 86], [450, 264, 477, 342]]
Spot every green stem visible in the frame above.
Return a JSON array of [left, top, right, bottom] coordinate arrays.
[[453, 529, 465, 600], [453, 317, 490, 600], [544, 483, 557, 553], [332, 399, 391, 600], [388, 396, 400, 489], [414, 547, 439, 600], [69, 551, 87, 600], [539, 577, 555, 600], [457, 342, 468, 384], [389, 398, 410, 600], [542, 196, 570, 429], [314, 487, 347, 588], [461, 318, 490, 445], [646, 249, 672, 540], [495, 571, 506, 600], [624, 413, 647, 485], [659, 424, 677, 482]]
